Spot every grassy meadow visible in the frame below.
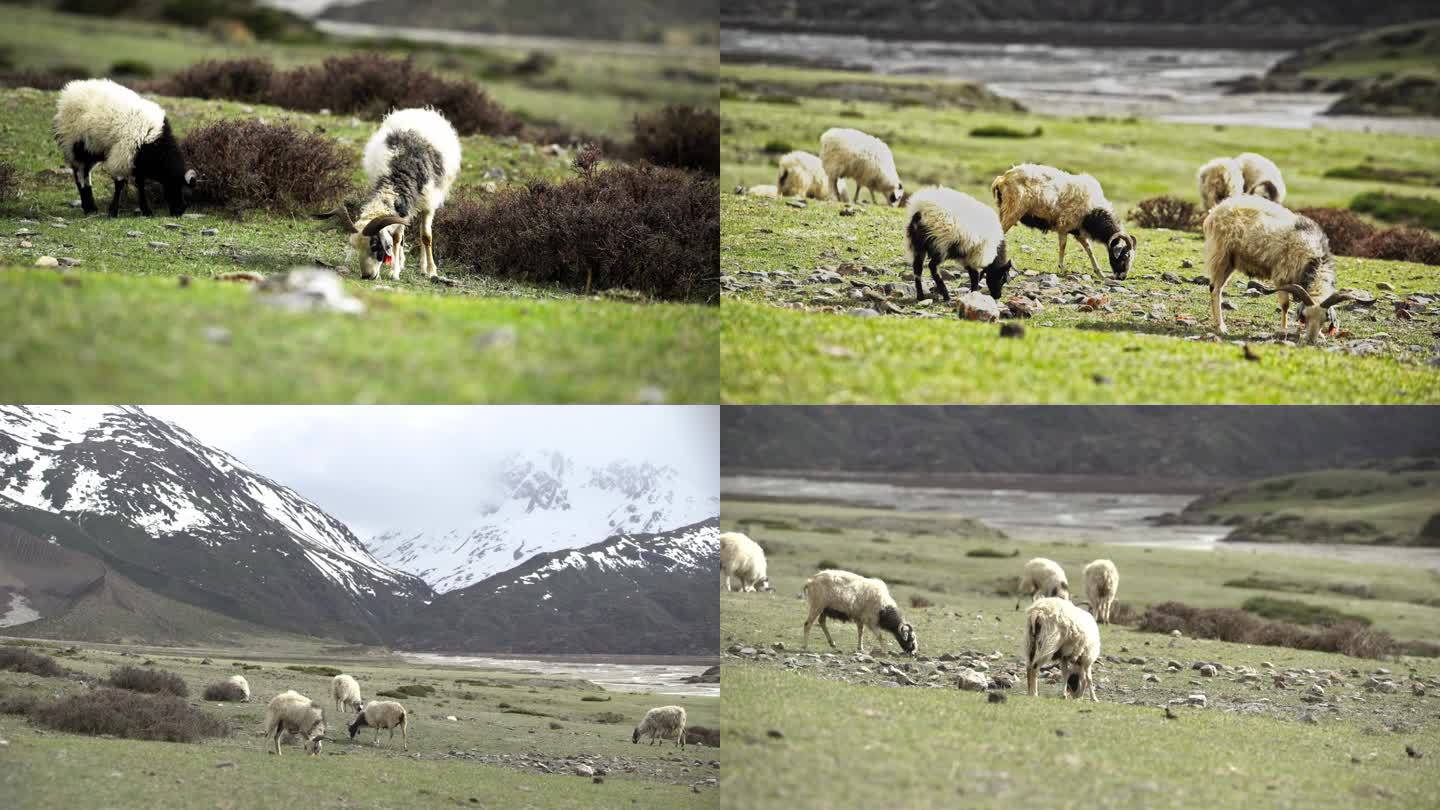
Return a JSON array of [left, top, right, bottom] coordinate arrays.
[[719, 498, 1440, 808], [719, 65, 1440, 403], [0, 635, 719, 809]]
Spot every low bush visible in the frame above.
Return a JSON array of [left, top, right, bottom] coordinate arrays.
[[1137, 601, 1395, 658], [969, 124, 1042, 138], [0, 68, 85, 91], [580, 695, 611, 702], [629, 105, 720, 175], [1295, 207, 1376, 256], [762, 140, 793, 155], [107, 665, 189, 697], [1106, 602, 1140, 625], [500, 705, 555, 717], [685, 725, 720, 747], [0, 647, 69, 678], [434, 158, 719, 303], [1241, 596, 1371, 626], [202, 680, 249, 702], [0, 691, 40, 715], [161, 58, 275, 103], [285, 665, 343, 677], [1128, 196, 1202, 231], [32, 688, 228, 743], [965, 547, 1018, 558], [108, 59, 154, 79], [1357, 226, 1440, 265], [1351, 191, 1440, 230], [594, 711, 628, 724], [909, 594, 933, 608], [376, 684, 435, 699], [1323, 164, 1440, 186], [180, 120, 355, 215]]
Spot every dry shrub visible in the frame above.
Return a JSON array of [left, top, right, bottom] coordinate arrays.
[[1356, 226, 1440, 266], [1296, 207, 1376, 255], [160, 58, 275, 102], [0, 647, 69, 678], [909, 594, 933, 608], [202, 680, 248, 702], [1137, 601, 1396, 659], [685, 725, 720, 747], [0, 67, 86, 91], [1105, 602, 1140, 625], [181, 119, 355, 214], [0, 161, 19, 201], [434, 161, 719, 303], [107, 665, 189, 697], [32, 688, 228, 743], [1128, 196, 1201, 231], [0, 692, 40, 715], [628, 105, 720, 175]]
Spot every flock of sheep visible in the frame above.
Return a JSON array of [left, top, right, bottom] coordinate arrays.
[[721, 530, 1121, 701], [53, 77, 461, 282], [756, 125, 1364, 344]]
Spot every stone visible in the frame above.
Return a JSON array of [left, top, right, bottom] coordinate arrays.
[[201, 228, 219, 236], [957, 291, 1001, 322], [34, 256, 59, 267], [956, 669, 988, 691], [148, 241, 169, 249], [256, 268, 364, 315], [574, 764, 595, 777], [57, 257, 81, 267], [1199, 664, 1217, 677]]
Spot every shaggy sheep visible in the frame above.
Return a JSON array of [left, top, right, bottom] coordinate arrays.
[[332, 674, 362, 715], [53, 78, 195, 217], [226, 674, 250, 702], [1202, 195, 1362, 342], [991, 163, 1136, 280], [720, 531, 772, 592], [1084, 559, 1119, 624], [777, 150, 830, 200], [905, 186, 1015, 302], [314, 107, 461, 281], [1236, 152, 1286, 204], [632, 705, 687, 749], [1197, 157, 1244, 211], [348, 700, 409, 750], [802, 569, 917, 654], [264, 690, 326, 755], [820, 128, 903, 205], [1023, 596, 1101, 701], [1015, 557, 1069, 609]]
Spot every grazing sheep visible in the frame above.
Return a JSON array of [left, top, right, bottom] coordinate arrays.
[[991, 163, 1136, 280], [53, 78, 195, 218], [1023, 596, 1101, 701], [1084, 559, 1119, 624], [1197, 157, 1244, 211], [1202, 195, 1362, 342], [777, 150, 830, 200], [905, 186, 1015, 302], [632, 705, 687, 749], [820, 127, 903, 205], [264, 690, 326, 756], [332, 674, 362, 715], [226, 674, 251, 702], [720, 531, 772, 592], [314, 107, 461, 281], [1236, 152, 1286, 204], [802, 569, 917, 654], [348, 700, 409, 750], [1015, 557, 1069, 609]]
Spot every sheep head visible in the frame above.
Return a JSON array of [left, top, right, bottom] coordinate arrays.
[[304, 716, 326, 755], [897, 621, 918, 655], [1106, 233, 1136, 280], [1263, 284, 1366, 343]]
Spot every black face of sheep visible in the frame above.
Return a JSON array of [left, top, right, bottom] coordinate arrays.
[[1106, 234, 1135, 280], [133, 121, 195, 216], [897, 622, 917, 654], [755, 577, 774, 593], [348, 711, 368, 740], [983, 259, 1013, 299], [1066, 672, 1082, 697], [631, 727, 641, 744]]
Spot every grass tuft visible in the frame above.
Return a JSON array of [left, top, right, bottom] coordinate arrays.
[[285, 665, 343, 677], [1350, 190, 1440, 230], [1241, 596, 1372, 626]]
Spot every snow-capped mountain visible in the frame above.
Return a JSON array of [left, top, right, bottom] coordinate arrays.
[[0, 406, 431, 643], [393, 519, 720, 655], [368, 451, 719, 592]]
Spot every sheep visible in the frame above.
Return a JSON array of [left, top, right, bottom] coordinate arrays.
[[1197, 157, 1244, 211], [1236, 152, 1286, 204], [820, 127, 903, 206], [1014, 557, 1069, 609], [719, 531, 772, 592], [991, 163, 1136, 280], [53, 78, 195, 218], [632, 705, 687, 749], [264, 690, 326, 756], [1022, 596, 1101, 701], [905, 186, 1016, 302], [332, 674, 362, 716], [314, 107, 461, 282], [1202, 195, 1363, 342], [777, 150, 830, 200], [1084, 559, 1119, 624], [348, 700, 409, 750], [226, 674, 251, 702], [802, 569, 917, 655]]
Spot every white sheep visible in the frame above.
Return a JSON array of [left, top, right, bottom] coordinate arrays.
[[332, 674, 362, 715], [632, 705, 687, 749], [53, 78, 195, 218], [1083, 559, 1119, 624], [992, 163, 1136, 279], [264, 690, 326, 756], [1236, 152, 1286, 204], [802, 569, 917, 654], [719, 531, 772, 592], [347, 700, 409, 750], [1197, 157, 1244, 211], [1202, 195, 1362, 342], [1014, 557, 1069, 609], [820, 127, 903, 205], [777, 150, 830, 200], [314, 107, 461, 281], [1023, 596, 1101, 701], [226, 674, 251, 702], [905, 186, 1016, 302]]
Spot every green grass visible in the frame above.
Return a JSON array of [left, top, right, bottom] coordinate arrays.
[[1283, 21, 1440, 82], [1240, 596, 1372, 627], [1351, 191, 1440, 230]]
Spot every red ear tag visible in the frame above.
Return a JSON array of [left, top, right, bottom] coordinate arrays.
[[384, 256, 393, 265]]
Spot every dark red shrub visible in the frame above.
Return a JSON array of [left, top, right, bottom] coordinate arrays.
[[1128, 196, 1201, 231], [106, 665, 189, 697], [181, 119, 355, 214], [1296, 207, 1376, 256], [1137, 601, 1397, 659], [32, 688, 228, 742], [629, 105, 720, 175], [159, 58, 276, 102], [685, 725, 720, 747], [0, 647, 69, 678], [1356, 226, 1440, 266]]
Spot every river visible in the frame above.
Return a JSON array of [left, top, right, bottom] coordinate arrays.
[[721, 28, 1440, 136], [399, 653, 719, 698]]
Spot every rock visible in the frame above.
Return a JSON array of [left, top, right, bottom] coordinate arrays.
[[202, 326, 231, 345], [987, 692, 1006, 704], [592, 775, 604, 784], [18, 240, 31, 248], [957, 291, 1001, 322], [999, 323, 1025, 339], [1188, 694, 1208, 708], [201, 228, 219, 236], [575, 764, 595, 777], [125, 230, 144, 238], [14, 228, 36, 237], [1376, 282, 1395, 291], [147, 241, 169, 249], [956, 669, 988, 691], [1181, 259, 1195, 269], [57, 257, 81, 267], [474, 327, 517, 350], [34, 256, 59, 267], [1144, 674, 1160, 683], [215, 761, 236, 769], [766, 729, 784, 739], [1199, 664, 1217, 677], [445, 715, 458, 722], [256, 268, 364, 314], [848, 307, 878, 318], [786, 199, 807, 209], [1406, 745, 1422, 759], [839, 206, 857, 217], [163, 222, 181, 230]]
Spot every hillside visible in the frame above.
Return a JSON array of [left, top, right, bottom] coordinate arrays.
[[320, 0, 718, 43]]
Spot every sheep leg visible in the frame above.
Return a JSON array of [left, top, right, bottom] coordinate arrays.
[[1026, 666, 1038, 697], [964, 265, 979, 293], [855, 623, 864, 652], [107, 177, 127, 218], [1074, 234, 1101, 275], [1278, 291, 1291, 337], [912, 250, 927, 302], [818, 614, 838, 649], [1206, 247, 1235, 334], [1056, 233, 1068, 270], [389, 225, 406, 281], [420, 209, 437, 278], [929, 257, 951, 302], [72, 163, 97, 214], [1086, 665, 1098, 702], [134, 174, 153, 217]]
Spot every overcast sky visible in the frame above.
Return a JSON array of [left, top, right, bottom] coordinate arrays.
[[146, 406, 718, 538]]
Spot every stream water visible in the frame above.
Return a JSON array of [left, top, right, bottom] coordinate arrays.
[[399, 653, 720, 697]]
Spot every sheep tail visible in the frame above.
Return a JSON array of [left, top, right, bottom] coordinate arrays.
[[1027, 616, 1041, 667], [990, 175, 1004, 206]]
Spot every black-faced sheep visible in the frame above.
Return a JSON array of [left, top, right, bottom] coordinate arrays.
[[720, 531, 772, 592], [332, 674, 362, 715], [1023, 596, 1100, 701], [802, 569, 917, 655], [53, 79, 195, 217], [348, 700, 409, 750], [820, 127, 903, 206], [1015, 557, 1069, 609], [1197, 157, 1244, 211], [992, 163, 1135, 280], [264, 690, 326, 756], [632, 705, 686, 749], [1236, 152, 1286, 204], [905, 186, 1016, 302], [1083, 559, 1119, 624], [777, 150, 830, 200]]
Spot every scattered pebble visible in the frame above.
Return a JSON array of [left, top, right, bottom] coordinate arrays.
[[201, 228, 219, 236], [34, 256, 59, 267], [202, 326, 231, 345], [148, 241, 169, 249], [766, 729, 784, 739], [999, 323, 1025, 339], [473, 326, 517, 350]]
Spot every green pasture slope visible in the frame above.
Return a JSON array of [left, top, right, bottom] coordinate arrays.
[[0, 636, 719, 809], [719, 67, 1440, 403], [719, 499, 1440, 808]]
